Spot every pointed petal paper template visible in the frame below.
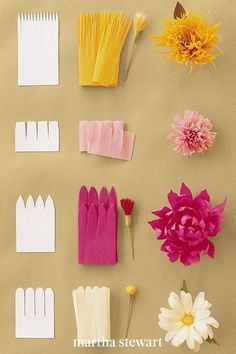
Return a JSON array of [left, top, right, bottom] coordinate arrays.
[[79, 121, 135, 160], [16, 195, 55, 252], [18, 13, 59, 86], [15, 121, 59, 152], [78, 186, 117, 264], [72, 287, 110, 341], [15, 288, 54, 338]]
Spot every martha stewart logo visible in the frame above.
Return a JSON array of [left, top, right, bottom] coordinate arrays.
[[73, 337, 164, 348]]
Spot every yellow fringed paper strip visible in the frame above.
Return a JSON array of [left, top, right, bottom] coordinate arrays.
[[78, 12, 131, 87]]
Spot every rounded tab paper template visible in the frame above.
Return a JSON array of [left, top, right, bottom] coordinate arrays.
[[15, 288, 54, 339]]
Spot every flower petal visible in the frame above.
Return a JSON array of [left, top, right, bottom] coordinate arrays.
[[180, 183, 193, 198], [171, 326, 189, 347], [168, 292, 184, 316], [204, 316, 219, 328], [186, 326, 195, 349], [195, 310, 211, 320], [180, 291, 193, 314], [192, 292, 205, 314]]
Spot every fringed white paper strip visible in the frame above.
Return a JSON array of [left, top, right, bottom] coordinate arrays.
[[15, 121, 59, 152], [18, 13, 59, 86]]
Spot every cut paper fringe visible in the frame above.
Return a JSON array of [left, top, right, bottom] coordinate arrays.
[[15, 121, 59, 152], [18, 13, 59, 86], [80, 121, 135, 160], [78, 12, 131, 87], [78, 186, 117, 264]]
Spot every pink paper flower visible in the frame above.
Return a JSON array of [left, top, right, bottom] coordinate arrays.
[[149, 183, 226, 266], [168, 110, 217, 156]]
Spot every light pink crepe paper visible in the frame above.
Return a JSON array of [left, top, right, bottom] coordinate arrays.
[[78, 186, 118, 264], [79, 121, 135, 160]]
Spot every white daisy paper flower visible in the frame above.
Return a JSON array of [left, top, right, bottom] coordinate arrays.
[[159, 291, 219, 352]]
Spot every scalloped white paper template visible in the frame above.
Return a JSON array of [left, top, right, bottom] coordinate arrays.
[[16, 195, 55, 252], [18, 13, 59, 86], [15, 121, 59, 152], [15, 288, 54, 338]]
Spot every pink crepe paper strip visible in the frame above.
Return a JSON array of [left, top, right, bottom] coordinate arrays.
[[78, 186, 118, 264], [80, 121, 135, 160]]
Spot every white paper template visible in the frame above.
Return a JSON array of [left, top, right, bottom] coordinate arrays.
[[16, 195, 55, 252], [72, 287, 110, 341], [15, 288, 54, 338], [15, 121, 59, 152], [18, 13, 59, 86]]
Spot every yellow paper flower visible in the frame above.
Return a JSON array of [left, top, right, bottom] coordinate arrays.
[[151, 12, 222, 73], [126, 285, 137, 296], [125, 285, 137, 337], [123, 11, 149, 80], [133, 12, 148, 33]]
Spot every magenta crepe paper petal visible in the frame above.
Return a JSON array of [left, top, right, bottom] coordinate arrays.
[[79, 186, 88, 207], [148, 183, 226, 266], [99, 187, 108, 205], [88, 187, 98, 206], [180, 183, 193, 198], [79, 121, 135, 160], [78, 186, 118, 265], [109, 187, 117, 206]]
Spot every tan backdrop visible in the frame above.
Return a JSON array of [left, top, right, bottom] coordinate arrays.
[[0, 0, 235, 353]]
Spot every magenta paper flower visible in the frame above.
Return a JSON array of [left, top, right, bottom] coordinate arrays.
[[168, 110, 217, 156], [149, 183, 226, 266]]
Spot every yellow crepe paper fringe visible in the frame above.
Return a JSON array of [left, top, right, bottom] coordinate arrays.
[[78, 12, 131, 87]]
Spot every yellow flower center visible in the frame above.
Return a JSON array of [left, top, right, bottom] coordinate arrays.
[[182, 314, 194, 326]]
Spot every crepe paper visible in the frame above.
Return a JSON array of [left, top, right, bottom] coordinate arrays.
[[78, 186, 117, 264], [18, 13, 59, 86], [168, 110, 216, 156], [79, 121, 135, 160], [72, 287, 110, 341], [120, 199, 135, 259], [150, 5, 222, 74], [149, 183, 226, 266], [15, 121, 59, 152], [16, 195, 55, 252], [78, 12, 131, 87], [15, 288, 54, 338]]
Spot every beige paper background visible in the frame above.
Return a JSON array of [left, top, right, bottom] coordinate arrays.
[[0, 0, 235, 353]]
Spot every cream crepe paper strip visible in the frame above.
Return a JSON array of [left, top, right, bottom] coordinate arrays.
[[16, 195, 55, 252], [15, 121, 59, 152], [72, 287, 110, 341], [18, 13, 59, 86], [15, 288, 54, 338], [78, 12, 130, 87]]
